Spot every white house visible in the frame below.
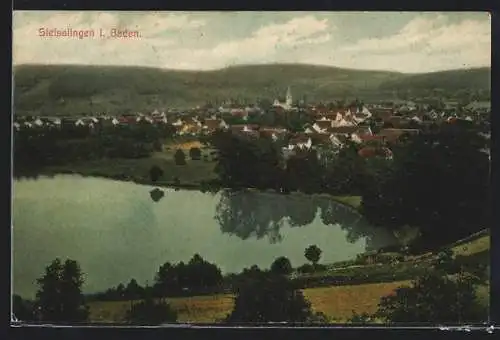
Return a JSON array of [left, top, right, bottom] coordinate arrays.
[[13, 122, 20, 131], [111, 118, 120, 126], [34, 118, 43, 127], [288, 137, 312, 150], [172, 119, 183, 127], [75, 119, 86, 127]]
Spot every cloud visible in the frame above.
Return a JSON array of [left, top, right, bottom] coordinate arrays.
[[12, 12, 490, 73], [202, 15, 333, 63], [341, 14, 490, 56], [12, 11, 205, 66]]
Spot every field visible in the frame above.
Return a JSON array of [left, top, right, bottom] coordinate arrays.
[[87, 280, 489, 323], [87, 281, 412, 323], [44, 140, 218, 186]]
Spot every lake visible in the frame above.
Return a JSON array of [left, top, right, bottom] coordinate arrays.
[[12, 175, 397, 299]]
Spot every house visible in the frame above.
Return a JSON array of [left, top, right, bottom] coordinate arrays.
[[355, 126, 373, 136], [116, 115, 139, 125], [443, 101, 460, 111], [13, 122, 20, 131], [230, 109, 249, 120], [327, 126, 359, 135], [230, 124, 260, 138], [464, 101, 491, 113], [287, 135, 312, 150], [358, 135, 386, 146], [179, 117, 202, 135], [312, 119, 333, 133], [33, 118, 44, 127], [378, 128, 420, 144], [332, 115, 356, 127], [75, 118, 86, 127], [370, 108, 394, 122], [171, 118, 184, 127], [202, 119, 229, 133], [259, 127, 287, 141]]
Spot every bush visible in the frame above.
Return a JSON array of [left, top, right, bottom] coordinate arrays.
[[174, 149, 186, 165], [189, 147, 202, 160], [126, 296, 178, 325], [149, 165, 163, 182], [297, 264, 315, 274], [375, 272, 486, 324], [270, 256, 293, 275], [349, 311, 376, 324], [226, 272, 314, 323]]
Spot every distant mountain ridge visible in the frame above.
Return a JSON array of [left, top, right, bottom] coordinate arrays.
[[13, 63, 491, 115]]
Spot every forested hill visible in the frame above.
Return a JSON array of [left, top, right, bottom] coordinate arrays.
[[13, 63, 491, 115], [377, 67, 491, 93]]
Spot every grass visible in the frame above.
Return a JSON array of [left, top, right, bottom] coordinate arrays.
[[330, 196, 362, 210], [89, 294, 234, 323], [302, 280, 412, 322], [451, 233, 490, 257], [45, 145, 218, 186], [87, 280, 490, 324]]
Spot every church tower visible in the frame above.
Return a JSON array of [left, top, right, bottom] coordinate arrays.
[[286, 86, 293, 107]]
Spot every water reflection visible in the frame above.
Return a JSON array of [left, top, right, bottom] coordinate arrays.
[[215, 190, 398, 250], [149, 188, 165, 202]]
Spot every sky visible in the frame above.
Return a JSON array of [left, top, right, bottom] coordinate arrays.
[[13, 11, 491, 73]]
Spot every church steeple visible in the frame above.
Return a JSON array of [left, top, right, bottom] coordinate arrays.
[[286, 86, 292, 107]]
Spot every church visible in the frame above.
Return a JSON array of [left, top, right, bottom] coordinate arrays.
[[273, 86, 293, 110]]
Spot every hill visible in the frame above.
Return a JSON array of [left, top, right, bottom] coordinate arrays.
[[13, 64, 490, 115], [377, 67, 491, 94]]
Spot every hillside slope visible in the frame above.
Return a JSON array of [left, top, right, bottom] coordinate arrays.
[[378, 67, 491, 93], [13, 64, 490, 115]]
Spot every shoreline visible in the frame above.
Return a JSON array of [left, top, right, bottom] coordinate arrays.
[[15, 168, 363, 210]]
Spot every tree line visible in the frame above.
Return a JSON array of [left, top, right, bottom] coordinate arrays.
[[208, 121, 490, 250], [14, 122, 176, 177], [13, 248, 487, 325]]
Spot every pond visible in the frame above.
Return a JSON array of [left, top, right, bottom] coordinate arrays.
[[12, 175, 397, 298]]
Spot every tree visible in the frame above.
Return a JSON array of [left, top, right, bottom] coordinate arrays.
[[35, 258, 89, 322], [226, 271, 314, 323], [154, 262, 179, 298], [126, 293, 178, 325], [125, 279, 144, 309], [174, 149, 186, 165], [12, 295, 35, 321], [270, 256, 293, 275], [361, 124, 490, 249], [304, 245, 322, 267], [149, 165, 163, 182], [375, 272, 485, 323], [189, 147, 202, 160]]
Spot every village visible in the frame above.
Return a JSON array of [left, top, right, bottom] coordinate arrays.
[[13, 87, 491, 163]]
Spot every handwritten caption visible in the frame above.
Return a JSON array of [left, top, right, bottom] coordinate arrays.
[[38, 27, 142, 39]]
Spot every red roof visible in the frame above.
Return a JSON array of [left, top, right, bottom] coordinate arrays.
[[310, 133, 333, 145], [327, 126, 358, 134], [203, 119, 223, 130], [118, 117, 136, 124], [358, 146, 393, 158], [314, 120, 333, 129], [359, 135, 385, 143], [231, 124, 259, 130]]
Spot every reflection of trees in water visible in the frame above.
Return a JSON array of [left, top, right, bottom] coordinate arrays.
[[317, 199, 397, 251], [214, 190, 399, 250], [215, 191, 287, 244], [149, 188, 165, 202]]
